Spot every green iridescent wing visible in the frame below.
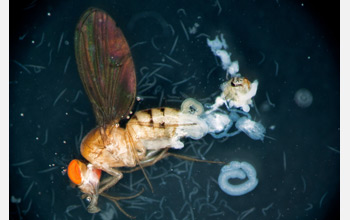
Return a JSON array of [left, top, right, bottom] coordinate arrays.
[[74, 8, 136, 126]]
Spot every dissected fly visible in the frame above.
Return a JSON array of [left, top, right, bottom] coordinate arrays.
[[67, 8, 258, 217], [67, 8, 227, 216]]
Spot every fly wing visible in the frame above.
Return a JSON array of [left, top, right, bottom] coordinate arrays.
[[74, 8, 136, 126]]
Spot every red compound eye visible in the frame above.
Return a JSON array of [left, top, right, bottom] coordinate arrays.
[[68, 159, 83, 185]]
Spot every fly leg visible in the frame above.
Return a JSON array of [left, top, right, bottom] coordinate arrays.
[[98, 168, 123, 194], [100, 188, 144, 219], [85, 168, 123, 213], [98, 168, 143, 219], [123, 149, 227, 174], [167, 152, 227, 165], [122, 148, 170, 173]]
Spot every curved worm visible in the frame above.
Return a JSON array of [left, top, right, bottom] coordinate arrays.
[[218, 161, 258, 196]]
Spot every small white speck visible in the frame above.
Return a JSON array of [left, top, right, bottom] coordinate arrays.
[[63, 140, 67, 144], [35, 137, 39, 140], [47, 12, 51, 16], [307, 56, 311, 59], [20, 113, 24, 117], [31, 40, 35, 44], [65, 112, 68, 115]]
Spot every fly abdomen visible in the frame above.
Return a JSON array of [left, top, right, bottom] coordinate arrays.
[[126, 107, 180, 140]]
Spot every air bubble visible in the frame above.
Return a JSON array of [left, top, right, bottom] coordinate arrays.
[[294, 88, 313, 108]]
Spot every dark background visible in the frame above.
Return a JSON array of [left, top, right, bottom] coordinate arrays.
[[10, 0, 339, 219]]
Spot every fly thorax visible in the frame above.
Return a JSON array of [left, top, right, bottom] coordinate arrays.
[[105, 135, 118, 151]]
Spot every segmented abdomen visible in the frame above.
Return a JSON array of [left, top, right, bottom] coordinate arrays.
[[126, 107, 180, 140]]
